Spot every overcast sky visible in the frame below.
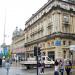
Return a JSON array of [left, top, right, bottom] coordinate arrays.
[[0, 0, 48, 45]]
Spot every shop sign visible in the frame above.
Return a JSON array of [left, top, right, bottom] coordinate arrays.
[[54, 40, 61, 46]]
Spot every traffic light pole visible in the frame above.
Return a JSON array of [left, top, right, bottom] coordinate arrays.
[[34, 46, 41, 75], [36, 54, 39, 75], [36, 47, 39, 75]]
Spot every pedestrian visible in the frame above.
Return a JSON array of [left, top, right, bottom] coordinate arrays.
[[2, 57, 6, 67], [5, 59, 10, 75], [38, 61, 41, 74], [40, 61, 45, 74], [0, 58, 2, 67], [59, 60, 64, 75], [65, 59, 72, 75], [54, 60, 59, 75]]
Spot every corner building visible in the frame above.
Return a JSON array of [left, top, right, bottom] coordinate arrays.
[[24, 0, 75, 60]]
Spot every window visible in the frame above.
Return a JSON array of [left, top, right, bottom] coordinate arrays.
[[47, 57, 51, 61], [48, 42, 50, 47], [47, 24, 52, 34], [63, 15, 69, 24], [51, 41, 54, 46], [63, 41, 66, 45], [42, 52, 46, 56], [30, 53, 34, 57], [48, 51, 55, 61], [27, 53, 29, 58], [68, 41, 71, 45]]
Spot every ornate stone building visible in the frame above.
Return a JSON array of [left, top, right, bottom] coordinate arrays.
[[12, 27, 25, 60], [24, 0, 75, 60]]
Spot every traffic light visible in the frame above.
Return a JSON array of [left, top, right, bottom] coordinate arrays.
[[38, 47, 41, 56], [34, 46, 37, 56], [34, 46, 41, 56]]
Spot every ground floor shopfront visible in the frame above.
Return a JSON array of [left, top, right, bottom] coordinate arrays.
[[25, 46, 73, 61], [13, 33, 75, 61]]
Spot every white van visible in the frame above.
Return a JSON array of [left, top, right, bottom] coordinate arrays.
[[41, 56, 54, 67]]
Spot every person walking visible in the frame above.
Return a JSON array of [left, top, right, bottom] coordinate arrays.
[[65, 59, 72, 75], [5, 59, 11, 75], [2, 57, 5, 67], [0, 58, 2, 67], [54, 60, 59, 75], [40, 61, 45, 74], [38, 61, 41, 74], [59, 60, 64, 75]]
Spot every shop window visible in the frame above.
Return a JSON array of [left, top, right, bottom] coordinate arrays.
[[48, 51, 55, 61]]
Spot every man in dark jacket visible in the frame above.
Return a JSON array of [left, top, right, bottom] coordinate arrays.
[[65, 60, 72, 75], [0, 58, 2, 67]]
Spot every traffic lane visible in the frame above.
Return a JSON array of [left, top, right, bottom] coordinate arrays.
[[0, 67, 37, 75], [1, 67, 75, 75], [0, 67, 54, 75]]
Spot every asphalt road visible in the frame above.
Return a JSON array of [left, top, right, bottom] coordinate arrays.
[[0, 61, 75, 75], [0, 67, 54, 75], [0, 66, 75, 75]]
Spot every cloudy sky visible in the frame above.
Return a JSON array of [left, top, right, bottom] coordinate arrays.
[[0, 0, 47, 45]]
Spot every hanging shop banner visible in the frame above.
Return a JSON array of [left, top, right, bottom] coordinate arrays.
[[54, 40, 61, 46], [3, 47, 8, 56]]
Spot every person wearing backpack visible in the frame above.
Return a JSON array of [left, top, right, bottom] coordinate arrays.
[[65, 59, 72, 75]]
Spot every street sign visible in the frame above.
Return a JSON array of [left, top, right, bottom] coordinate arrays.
[[69, 45, 75, 51]]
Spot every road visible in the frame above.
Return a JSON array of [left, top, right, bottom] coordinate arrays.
[[0, 62, 75, 75], [0, 67, 75, 75], [0, 67, 54, 75]]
